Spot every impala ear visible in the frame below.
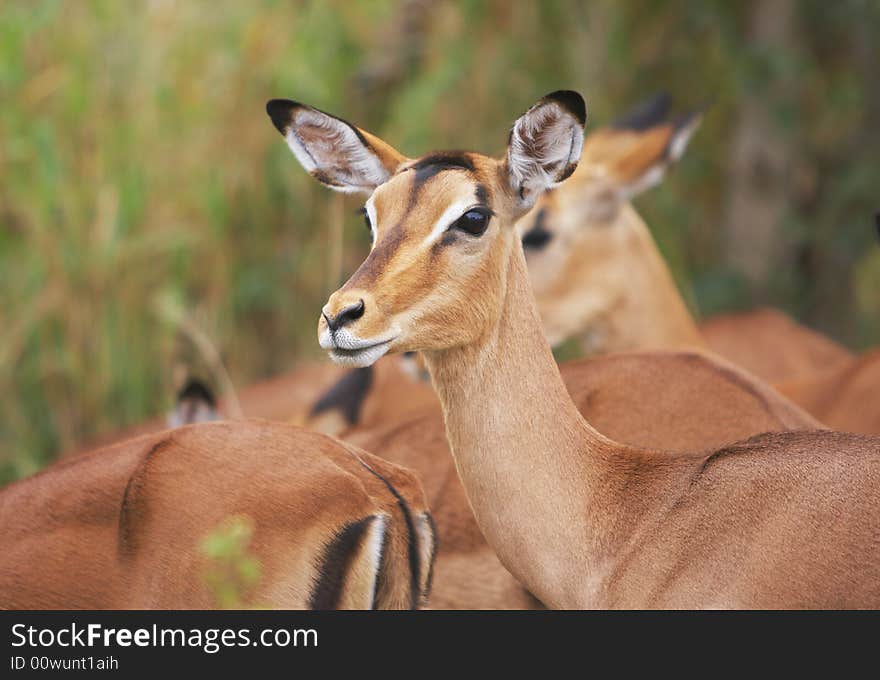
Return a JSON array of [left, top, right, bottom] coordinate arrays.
[[505, 90, 587, 210], [266, 99, 407, 194], [167, 378, 219, 428], [581, 93, 704, 199]]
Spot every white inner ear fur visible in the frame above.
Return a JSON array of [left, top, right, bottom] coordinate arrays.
[[365, 194, 378, 245], [420, 198, 477, 248], [508, 102, 585, 206], [284, 108, 392, 193], [620, 164, 667, 200], [668, 115, 701, 162], [620, 116, 701, 200]]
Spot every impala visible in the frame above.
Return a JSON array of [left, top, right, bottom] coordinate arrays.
[[346, 349, 820, 608], [268, 90, 879, 608], [303, 92, 849, 438], [1, 421, 435, 610], [519, 92, 853, 382]]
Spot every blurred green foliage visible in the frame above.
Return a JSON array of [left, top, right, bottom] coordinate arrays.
[[1, 0, 878, 481], [200, 515, 262, 609]]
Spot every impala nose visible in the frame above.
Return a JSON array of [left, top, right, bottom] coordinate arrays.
[[323, 299, 366, 332]]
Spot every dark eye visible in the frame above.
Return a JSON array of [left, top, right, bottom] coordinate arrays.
[[521, 208, 553, 251], [451, 208, 491, 236]]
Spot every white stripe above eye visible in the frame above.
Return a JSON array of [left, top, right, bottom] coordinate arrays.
[[420, 199, 476, 249], [365, 194, 378, 244]]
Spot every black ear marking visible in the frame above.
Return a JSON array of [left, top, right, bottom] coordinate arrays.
[[266, 99, 300, 135], [611, 92, 672, 131], [543, 90, 587, 127], [875, 213, 880, 244], [169, 378, 219, 428], [176, 378, 216, 409], [309, 366, 374, 426], [265, 99, 375, 151]]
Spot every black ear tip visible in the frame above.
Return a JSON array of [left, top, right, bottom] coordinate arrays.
[[875, 213, 880, 242], [266, 98, 299, 134], [177, 378, 216, 408], [612, 91, 673, 131], [544, 90, 587, 127]]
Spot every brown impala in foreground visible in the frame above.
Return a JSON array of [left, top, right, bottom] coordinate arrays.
[[267, 90, 880, 608], [0, 421, 435, 609]]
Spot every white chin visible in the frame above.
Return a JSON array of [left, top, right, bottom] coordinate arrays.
[[327, 342, 391, 368]]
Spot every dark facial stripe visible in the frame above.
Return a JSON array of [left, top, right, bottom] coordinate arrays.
[[345, 222, 407, 288], [308, 516, 382, 609], [405, 152, 477, 211], [410, 152, 475, 188]]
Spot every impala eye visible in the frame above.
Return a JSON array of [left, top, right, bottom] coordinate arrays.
[[451, 208, 491, 236], [521, 208, 554, 251]]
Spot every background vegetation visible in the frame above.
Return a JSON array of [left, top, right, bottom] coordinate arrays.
[[2, 0, 878, 482]]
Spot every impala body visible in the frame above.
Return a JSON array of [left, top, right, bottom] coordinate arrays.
[[1, 421, 435, 610], [268, 90, 880, 608]]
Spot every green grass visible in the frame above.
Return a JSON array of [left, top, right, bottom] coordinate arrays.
[[1, 0, 878, 483]]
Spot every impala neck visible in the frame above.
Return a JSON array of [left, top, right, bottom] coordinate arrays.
[[424, 236, 637, 607], [588, 205, 705, 354]]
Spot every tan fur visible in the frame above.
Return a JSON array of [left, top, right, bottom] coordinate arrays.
[[1, 420, 434, 609], [518, 120, 860, 413], [700, 308, 854, 383], [66, 362, 347, 456], [580, 124, 679, 184], [301, 93, 880, 608], [518, 115, 705, 352], [347, 350, 820, 608], [351, 357, 437, 432], [525, 199, 705, 351], [776, 348, 880, 435]]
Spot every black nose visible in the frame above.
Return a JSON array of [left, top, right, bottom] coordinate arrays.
[[324, 299, 365, 332]]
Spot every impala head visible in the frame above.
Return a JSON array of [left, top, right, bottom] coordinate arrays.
[[267, 91, 586, 366], [516, 93, 703, 346]]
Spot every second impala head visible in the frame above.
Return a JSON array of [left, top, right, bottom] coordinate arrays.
[[266, 92, 587, 367]]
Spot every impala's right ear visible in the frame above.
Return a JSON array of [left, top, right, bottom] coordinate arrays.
[[266, 100, 407, 194], [505, 90, 587, 210]]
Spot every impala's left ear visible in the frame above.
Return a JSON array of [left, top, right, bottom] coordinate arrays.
[[505, 90, 587, 210], [266, 99, 407, 194]]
